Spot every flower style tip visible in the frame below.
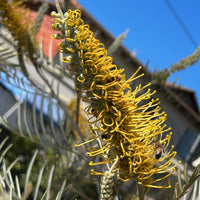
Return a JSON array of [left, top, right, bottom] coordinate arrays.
[[51, 8, 180, 188]]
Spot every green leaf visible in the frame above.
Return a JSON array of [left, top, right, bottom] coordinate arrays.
[[173, 164, 200, 200], [31, 2, 49, 37], [23, 150, 38, 199]]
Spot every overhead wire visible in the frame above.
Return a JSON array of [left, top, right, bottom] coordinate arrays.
[[164, 0, 198, 48]]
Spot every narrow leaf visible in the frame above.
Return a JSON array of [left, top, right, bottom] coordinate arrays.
[[32, 92, 42, 140], [15, 175, 21, 199], [192, 179, 198, 200], [0, 144, 13, 164], [17, 99, 24, 136], [23, 93, 33, 140], [55, 180, 66, 200], [2, 160, 10, 189], [45, 165, 55, 200], [177, 168, 183, 193], [23, 150, 38, 200], [48, 93, 57, 143], [39, 94, 49, 141], [7, 171, 14, 193], [48, 39, 53, 65], [0, 136, 9, 151], [7, 157, 20, 172], [0, 175, 5, 188], [33, 164, 46, 200], [31, 2, 49, 36], [173, 164, 200, 200], [184, 162, 189, 184]]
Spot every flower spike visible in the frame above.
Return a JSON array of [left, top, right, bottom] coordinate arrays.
[[51, 8, 180, 188]]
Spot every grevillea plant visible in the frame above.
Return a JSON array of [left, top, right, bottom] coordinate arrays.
[[1, 0, 200, 199], [50, 4, 181, 192]]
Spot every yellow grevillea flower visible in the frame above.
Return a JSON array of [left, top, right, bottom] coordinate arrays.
[[51, 8, 180, 188]]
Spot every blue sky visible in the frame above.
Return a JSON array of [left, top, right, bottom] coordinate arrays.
[[77, 0, 200, 107]]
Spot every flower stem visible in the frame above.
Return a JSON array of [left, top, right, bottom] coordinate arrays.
[[137, 182, 145, 200]]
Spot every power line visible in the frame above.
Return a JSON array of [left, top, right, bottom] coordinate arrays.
[[164, 0, 198, 48]]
